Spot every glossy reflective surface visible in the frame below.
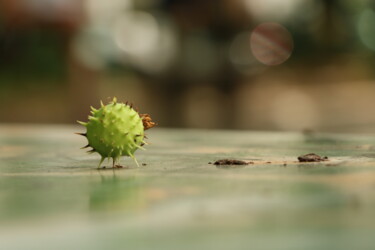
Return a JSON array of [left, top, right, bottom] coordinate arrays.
[[1, 125, 375, 249]]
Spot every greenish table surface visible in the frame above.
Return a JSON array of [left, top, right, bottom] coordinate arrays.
[[1, 125, 375, 250]]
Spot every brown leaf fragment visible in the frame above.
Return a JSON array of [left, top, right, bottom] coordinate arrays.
[[140, 113, 156, 130]]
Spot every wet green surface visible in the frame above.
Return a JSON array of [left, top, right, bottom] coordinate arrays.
[[1, 125, 375, 249]]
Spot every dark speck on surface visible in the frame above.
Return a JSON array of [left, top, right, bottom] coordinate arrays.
[[298, 153, 328, 162], [213, 159, 248, 165]]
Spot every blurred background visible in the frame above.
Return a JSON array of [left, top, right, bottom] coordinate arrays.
[[1, 0, 375, 132]]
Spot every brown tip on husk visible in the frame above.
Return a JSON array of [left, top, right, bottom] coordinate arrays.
[[140, 113, 156, 130]]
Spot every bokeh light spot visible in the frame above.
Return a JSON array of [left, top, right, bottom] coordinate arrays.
[[112, 11, 177, 73], [243, 0, 302, 21], [113, 12, 159, 58], [250, 22, 293, 66], [229, 32, 265, 74]]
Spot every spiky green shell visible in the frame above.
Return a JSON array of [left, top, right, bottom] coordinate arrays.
[[79, 98, 145, 167]]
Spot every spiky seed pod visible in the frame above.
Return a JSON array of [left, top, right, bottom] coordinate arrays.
[[77, 97, 155, 168]]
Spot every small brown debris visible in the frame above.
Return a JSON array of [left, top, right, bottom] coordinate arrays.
[[140, 114, 156, 130], [213, 159, 248, 165], [208, 162, 212, 164], [114, 165, 123, 168], [298, 153, 328, 162], [142, 163, 147, 166]]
